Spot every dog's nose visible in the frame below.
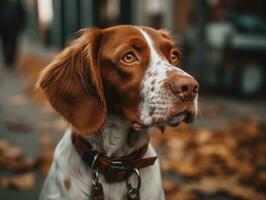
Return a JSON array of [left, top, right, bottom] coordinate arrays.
[[169, 76, 199, 101]]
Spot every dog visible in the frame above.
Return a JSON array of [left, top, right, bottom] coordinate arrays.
[[37, 25, 199, 200]]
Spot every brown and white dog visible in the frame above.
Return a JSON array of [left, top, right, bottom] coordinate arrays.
[[37, 25, 199, 200]]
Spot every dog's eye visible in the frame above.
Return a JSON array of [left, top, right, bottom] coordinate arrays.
[[122, 52, 136, 64], [171, 51, 179, 64]]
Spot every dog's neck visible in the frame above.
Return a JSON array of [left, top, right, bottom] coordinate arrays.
[[83, 115, 150, 158]]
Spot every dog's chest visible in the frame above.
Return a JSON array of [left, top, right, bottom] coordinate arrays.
[[68, 175, 129, 200], [66, 145, 163, 200], [41, 126, 165, 200]]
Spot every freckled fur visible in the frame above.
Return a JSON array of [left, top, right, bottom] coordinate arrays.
[[138, 28, 197, 126]]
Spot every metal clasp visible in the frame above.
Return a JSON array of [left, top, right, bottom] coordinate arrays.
[[91, 152, 101, 185], [105, 161, 129, 182], [127, 168, 141, 200], [90, 153, 104, 200]]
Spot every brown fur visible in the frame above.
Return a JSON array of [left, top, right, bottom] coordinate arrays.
[[36, 25, 183, 135], [36, 28, 106, 135], [142, 27, 181, 66]]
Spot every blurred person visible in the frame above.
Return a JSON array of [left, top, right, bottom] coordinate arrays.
[[0, 0, 26, 69]]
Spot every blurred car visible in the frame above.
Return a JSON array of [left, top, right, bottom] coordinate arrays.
[[207, 15, 266, 96]]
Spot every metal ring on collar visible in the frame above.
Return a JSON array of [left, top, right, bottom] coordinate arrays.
[[91, 152, 102, 185], [92, 168, 99, 186], [91, 152, 102, 170], [127, 168, 141, 190]]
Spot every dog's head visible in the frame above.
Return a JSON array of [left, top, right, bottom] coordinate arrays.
[[37, 25, 199, 135]]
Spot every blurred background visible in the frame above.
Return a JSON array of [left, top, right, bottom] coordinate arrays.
[[0, 0, 265, 199]]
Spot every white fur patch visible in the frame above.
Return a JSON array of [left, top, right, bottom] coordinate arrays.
[[86, 115, 149, 157], [137, 28, 197, 126]]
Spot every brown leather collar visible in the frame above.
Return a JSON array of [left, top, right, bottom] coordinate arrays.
[[72, 133, 157, 183]]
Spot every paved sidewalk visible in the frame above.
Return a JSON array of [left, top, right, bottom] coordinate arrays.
[[0, 38, 62, 199]]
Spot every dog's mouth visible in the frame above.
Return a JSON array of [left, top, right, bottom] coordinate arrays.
[[166, 109, 195, 127], [132, 109, 195, 131]]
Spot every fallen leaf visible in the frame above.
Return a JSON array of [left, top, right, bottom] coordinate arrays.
[[4, 116, 32, 132], [3, 146, 24, 160], [53, 119, 67, 131], [0, 172, 36, 190], [0, 140, 10, 152], [8, 94, 28, 106]]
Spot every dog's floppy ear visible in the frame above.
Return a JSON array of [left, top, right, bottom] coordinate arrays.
[[36, 28, 106, 135]]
